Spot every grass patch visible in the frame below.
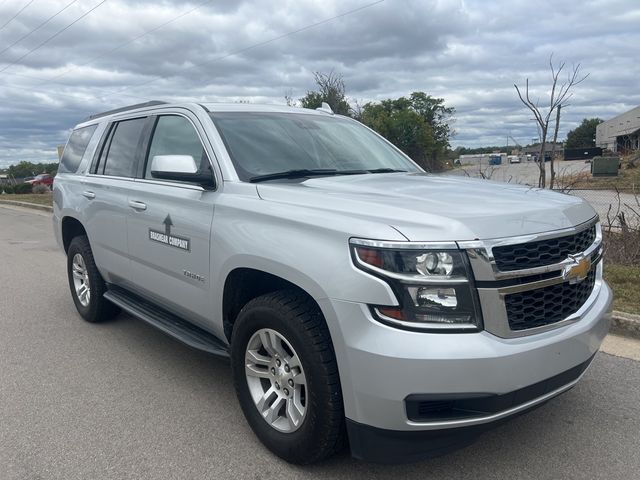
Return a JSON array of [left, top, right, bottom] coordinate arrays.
[[574, 167, 639, 190], [605, 264, 640, 315], [561, 155, 640, 191], [0, 193, 53, 206]]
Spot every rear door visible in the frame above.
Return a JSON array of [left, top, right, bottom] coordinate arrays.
[[125, 112, 217, 327], [82, 116, 147, 285]]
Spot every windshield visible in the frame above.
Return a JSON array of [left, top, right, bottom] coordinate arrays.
[[210, 112, 420, 181]]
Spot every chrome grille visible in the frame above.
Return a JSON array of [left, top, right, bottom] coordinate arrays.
[[504, 268, 597, 331], [492, 226, 596, 272]]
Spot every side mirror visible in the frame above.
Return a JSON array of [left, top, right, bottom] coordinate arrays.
[[150, 155, 215, 188]]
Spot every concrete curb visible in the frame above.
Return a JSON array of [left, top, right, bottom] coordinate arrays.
[[0, 199, 53, 212], [611, 311, 640, 339]]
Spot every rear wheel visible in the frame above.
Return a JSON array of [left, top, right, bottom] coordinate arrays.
[[67, 235, 120, 323], [231, 290, 345, 464]]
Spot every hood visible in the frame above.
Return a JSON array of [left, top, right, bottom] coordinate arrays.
[[256, 173, 597, 241]]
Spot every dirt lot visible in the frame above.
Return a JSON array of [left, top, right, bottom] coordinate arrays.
[[447, 159, 591, 185]]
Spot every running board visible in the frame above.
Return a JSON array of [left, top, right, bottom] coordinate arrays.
[[104, 286, 229, 358]]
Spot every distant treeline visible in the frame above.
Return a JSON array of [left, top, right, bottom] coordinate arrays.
[[453, 146, 518, 155], [1, 161, 58, 178]]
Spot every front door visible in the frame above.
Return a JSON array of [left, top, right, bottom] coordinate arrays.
[[126, 113, 217, 328]]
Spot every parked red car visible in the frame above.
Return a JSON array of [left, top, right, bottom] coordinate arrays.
[[26, 174, 54, 187]]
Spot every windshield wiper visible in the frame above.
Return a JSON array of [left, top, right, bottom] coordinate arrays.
[[249, 169, 340, 183], [248, 167, 408, 183], [366, 168, 407, 173]]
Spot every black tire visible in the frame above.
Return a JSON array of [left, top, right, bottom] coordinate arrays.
[[67, 235, 120, 323], [231, 289, 345, 464]]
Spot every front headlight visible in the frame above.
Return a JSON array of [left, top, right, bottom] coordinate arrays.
[[351, 239, 482, 332]]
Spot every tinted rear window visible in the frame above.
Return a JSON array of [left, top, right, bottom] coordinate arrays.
[[58, 125, 98, 173], [102, 118, 146, 177]]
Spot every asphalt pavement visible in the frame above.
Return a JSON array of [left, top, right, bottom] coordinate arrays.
[[1, 205, 639, 480]]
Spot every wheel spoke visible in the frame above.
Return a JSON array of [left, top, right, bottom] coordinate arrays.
[[287, 355, 301, 369], [286, 397, 304, 427], [259, 331, 276, 355], [292, 369, 306, 386], [245, 363, 270, 379], [256, 386, 277, 412], [264, 395, 285, 424], [246, 349, 271, 366], [269, 331, 287, 358]]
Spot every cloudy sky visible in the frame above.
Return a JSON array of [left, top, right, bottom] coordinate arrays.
[[0, 0, 638, 167]]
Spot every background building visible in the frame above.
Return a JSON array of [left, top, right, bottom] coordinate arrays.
[[521, 142, 564, 157], [596, 106, 640, 153]]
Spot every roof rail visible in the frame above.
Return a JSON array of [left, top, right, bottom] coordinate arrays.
[[82, 100, 168, 122]]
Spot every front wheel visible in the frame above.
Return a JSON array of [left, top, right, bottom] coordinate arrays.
[[231, 290, 345, 464]]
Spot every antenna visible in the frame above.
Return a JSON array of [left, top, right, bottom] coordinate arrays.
[[316, 102, 334, 115]]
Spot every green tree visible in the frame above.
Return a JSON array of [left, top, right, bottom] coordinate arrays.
[[299, 71, 351, 116], [407, 92, 455, 155], [361, 93, 454, 171], [565, 118, 603, 149], [7, 161, 57, 178]]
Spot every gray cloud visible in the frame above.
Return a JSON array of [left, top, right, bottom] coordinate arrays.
[[0, 0, 638, 167]]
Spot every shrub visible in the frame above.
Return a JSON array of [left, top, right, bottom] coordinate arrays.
[[14, 183, 33, 194], [604, 230, 640, 266], [603, 190, 640, 266], [32, 184, 50, 194], [1, 184, 14, 194]]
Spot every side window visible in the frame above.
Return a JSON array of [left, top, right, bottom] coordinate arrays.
[[59, 124, 98, 173], [145, 115, 208, 180], [93, 124, 115, 174], [102, 117, 147, 177]]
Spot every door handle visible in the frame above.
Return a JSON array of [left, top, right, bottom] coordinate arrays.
[[129, 200, 147, 211], [82, 191, 96, 199]]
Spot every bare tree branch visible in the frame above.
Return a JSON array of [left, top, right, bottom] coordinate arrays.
[[514, 56, 589, 188]]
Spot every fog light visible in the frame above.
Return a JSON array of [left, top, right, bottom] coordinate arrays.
[[413, 313, 472, 324], [409, 287, 457, 308]]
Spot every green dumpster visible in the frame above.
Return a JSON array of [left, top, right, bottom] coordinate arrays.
[[591, 156, 619, 177]]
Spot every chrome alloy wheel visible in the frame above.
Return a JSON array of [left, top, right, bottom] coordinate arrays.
[[71, 253, 91, 307], [245, 328, 307, 433]]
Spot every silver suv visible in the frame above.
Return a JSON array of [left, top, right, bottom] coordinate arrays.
[[53, 101, 612, 464]]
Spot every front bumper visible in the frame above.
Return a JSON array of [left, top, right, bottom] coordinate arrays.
[[319, 280, 612, 462]]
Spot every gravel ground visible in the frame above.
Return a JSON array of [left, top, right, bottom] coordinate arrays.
[[444, 160, 639, 228]]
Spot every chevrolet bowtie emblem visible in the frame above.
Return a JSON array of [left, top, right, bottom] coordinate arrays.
[[562, 254, 591, 284]]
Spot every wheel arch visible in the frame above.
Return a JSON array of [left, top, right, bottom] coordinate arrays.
[[221, 266, 327, 343], [61, 216, 87, 253]]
